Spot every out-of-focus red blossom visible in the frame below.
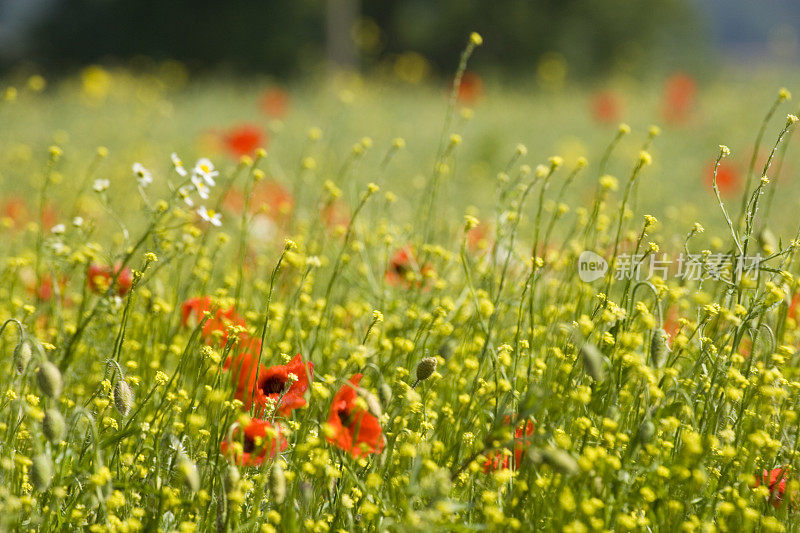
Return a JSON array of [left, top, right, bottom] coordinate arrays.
[[35, 274, 69, 302], [456, 71, 484, 105], [223, 180, 294, 224], [223, 124, 266, 158], [87, 263, 133, 296], [663, 305, 680, 346], [483, 417, 535, 472], [788, 293, 800, 322], [661, 72, 697, 125], [755, 468, 788, 508], [322, 201, 350, 232], [260, 87, 291, 118], [704, 160, 739, 196], [180, 296, 245, 344], [385, 245, 432, 287], [467, 221, 492, 252], [227, 351, 313, 415], [2, 197, 29, 228], [326, 374, 384, 457], [220, 417, 287, 467], [590, 90, 622, 125]]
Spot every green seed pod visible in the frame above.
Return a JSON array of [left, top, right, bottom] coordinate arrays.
[[638, 419, 656, 444], [415, 357, 438, 383], [113, 380, 135, 417], [13, 341, 32, 374], [36, 361, 62, 399], [650, 328, 670, 369], [378, 383, 392, 406], [43, 409, 66, 443], [580, 343, 605, 382], [31, 454, 53, 491], [178, 457, 200, 493], [539, 447, 579, 476], [270, 461, 286, 504], [223, 465, 240, 493]]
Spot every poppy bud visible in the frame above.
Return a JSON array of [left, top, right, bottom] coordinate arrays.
[[270, 462, 286, 504], [638, 419, 656, 444], [43, 408, 66, 443], [223, 465, 240, 493], [415, 357, 438, 383], [580, 343, 605, 382], [36, 361, 62, 399], [759, 228, 778, 255], [113, 380, 135, 416], [31, 454, 53, 491], [13, 341, 32, 374], [378, 383, 392, 406], [537, 447, 579, 476], [178, 457, 200, 493], [650, 328, 670, 369]]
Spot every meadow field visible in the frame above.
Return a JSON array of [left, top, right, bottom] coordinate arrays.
[[4, 37, 800, 531]]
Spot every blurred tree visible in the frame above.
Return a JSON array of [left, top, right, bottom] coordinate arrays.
[[8, 0, 704, 78]]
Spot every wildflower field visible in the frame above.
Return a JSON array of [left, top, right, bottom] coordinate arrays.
[[6, 35, 800, 532]]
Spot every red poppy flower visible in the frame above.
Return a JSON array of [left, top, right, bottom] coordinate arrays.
[[260, 87, 290, 118], [223, 124, 266, 158], [229, 352, 313, 415], [456, 71, 484, 105], [223, 180, 294, 224], [466, 221, 492, 252], [661, 72, 697, 125], [2, 197, 29, 228], [483, 417, 535, 472], [321, 201, 350, 233], [755, 468, 788, 508], [87, 262, 133, 296], [704, 160, 739, 196], [385, 245, 432, 287], [663, 305, 680, 346], [789, 293, 800, 322], [220, 418, 287, 467], [326, 374, 384, 457], [35, 274, 69, 302], [591, 90, 622, 125], [180, 296, 246, 344]]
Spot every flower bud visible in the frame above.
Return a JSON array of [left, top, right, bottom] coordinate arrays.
[[378, 383, 392, 406], [113, 380, 135, 416], [178, 456, 200, 493], [270, 461, 286, 504], [537, 447, 579, 476], [31, 454, 53, 491], [415, 357, 438, 383], [650, 328, 670, 369], [43, 408, 66, 443], [580, 343, 605, 382], [362, 391, 382, 419], [638, 419, 656, 444], [36, 361, 62, 399], [223, 465, 240, 493], [13, 341, 31, 374]]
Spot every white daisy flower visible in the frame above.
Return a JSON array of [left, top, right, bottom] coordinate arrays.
[[193, 158, 219, 186], [93, 178, 110, 192], [197, 206, 222, 227], [51, 224, 66, 234], [171, 152, 188, 177], [178, 185, 195, 207], [191, 174, 210, 200], [133, 162, 153, 187], [72, 216, 84, 227]]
